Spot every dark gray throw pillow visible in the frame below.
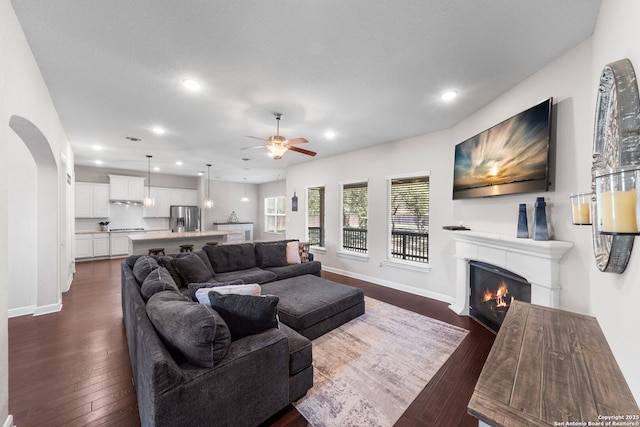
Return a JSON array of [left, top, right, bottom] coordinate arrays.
[[173, 253, 214, 285], [146, 291, 231, 367], [254, 242, 288, 268], [208, 293, 279, 340], [157, 256, 185, 288], [133, 255, 160, 284], [140, 267, 180, 301], [187, 279, 245, 301]]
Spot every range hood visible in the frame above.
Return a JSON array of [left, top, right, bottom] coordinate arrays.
[[110, 200, 143, 205]]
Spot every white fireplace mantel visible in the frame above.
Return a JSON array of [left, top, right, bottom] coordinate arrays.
[[446, 230, 574, 315]]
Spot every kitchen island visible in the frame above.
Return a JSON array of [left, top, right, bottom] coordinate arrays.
[[128, 230, 237, 255]]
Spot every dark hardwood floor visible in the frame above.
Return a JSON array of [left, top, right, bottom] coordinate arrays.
[[9, 259, 495, 426]]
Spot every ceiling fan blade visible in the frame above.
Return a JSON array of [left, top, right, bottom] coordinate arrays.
[[241, 145, 266, 150], [245, 135, 268, 141], [287, 145, 317, 156], [286, 137, 309, 145]]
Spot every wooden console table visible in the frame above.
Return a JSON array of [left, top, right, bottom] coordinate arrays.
[[468, 300, 639, 427]]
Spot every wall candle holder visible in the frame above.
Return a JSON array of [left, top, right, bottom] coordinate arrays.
[[594, 166, 640, 235], [570, 192, 592, 225], [590, 58, 640, 273]]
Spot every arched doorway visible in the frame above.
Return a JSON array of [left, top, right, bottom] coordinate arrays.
[[8, 115, 61, 313]]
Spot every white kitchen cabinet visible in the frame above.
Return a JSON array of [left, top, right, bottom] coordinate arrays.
[[92, 233, 110, 257], [168, 188, 198, 207], [108, 175, 145, 201], [92, 184, 110, 217], [75, 183, 110, 218], [213, 223, 253, 243], [110, 234, 130, 256], [75, 233, 110, 259], [144, 187, 198, 217], [75, 234, 93, 258], [143, 187, 168, 217], [183, 190, 198, 205]]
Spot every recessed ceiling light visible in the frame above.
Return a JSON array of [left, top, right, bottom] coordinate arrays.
[[93, 145, 103, 151], [176, 160, 183, 166], [94, 160, 103, 165], [153, 166, 160, 172], [324, 130, 336, 140], [182, 79, 201, 91], [197, 171, 205, 176], [152, 126, 165, 135], [441, 90, 458, 101]]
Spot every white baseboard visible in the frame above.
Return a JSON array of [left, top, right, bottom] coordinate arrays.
[[33, 301, 63, 316], [62, 273, 73, 293], [8, 305, 36, 318], [3, 414, 14, 427], [321, 266, 455, 305]]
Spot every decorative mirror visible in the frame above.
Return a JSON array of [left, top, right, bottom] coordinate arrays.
[[591, 58, 640, 273]]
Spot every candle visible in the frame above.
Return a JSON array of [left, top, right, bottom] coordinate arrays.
[[572, 202, 591, 224], [600, 190, 638, 233], [570, 192, 592, 225]]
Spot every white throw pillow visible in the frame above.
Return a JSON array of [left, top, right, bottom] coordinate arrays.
[[195, 284, 261, 305], [286, 241, 301, 264]]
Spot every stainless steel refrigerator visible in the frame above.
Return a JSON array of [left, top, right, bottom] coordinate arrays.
[[169, 205, 200, 232]]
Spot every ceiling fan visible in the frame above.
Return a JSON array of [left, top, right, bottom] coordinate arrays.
[[244, 113, 317, 160]]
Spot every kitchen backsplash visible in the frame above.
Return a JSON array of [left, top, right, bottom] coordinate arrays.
[[75, 204, 169, 232]]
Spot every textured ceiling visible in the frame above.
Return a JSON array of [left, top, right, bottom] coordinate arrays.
[[11, 0, 600, 183]]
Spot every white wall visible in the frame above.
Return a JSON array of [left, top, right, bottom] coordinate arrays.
[[286, 0, 640, 402], [1, 1, 75, 424], [202, 180, 259, 229], [588, 0, 640, 403], [8, 140, 37, 314], [287, 128, 455, 302]]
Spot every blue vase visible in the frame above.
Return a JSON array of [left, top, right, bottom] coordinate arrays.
[[517, 204, 529, 238], [532, 197, 549, 241]]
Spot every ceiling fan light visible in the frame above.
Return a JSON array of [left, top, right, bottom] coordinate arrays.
[[267, 144, 288, 159]]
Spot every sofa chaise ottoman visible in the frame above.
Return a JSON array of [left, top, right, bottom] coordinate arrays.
[[261, 274, 365, 340]]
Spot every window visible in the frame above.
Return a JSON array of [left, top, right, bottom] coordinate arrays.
[[389, 175, 430, 263], [307, 186, 325, 247], [265, 196, 286, 233], [341, 181, 368, 253]]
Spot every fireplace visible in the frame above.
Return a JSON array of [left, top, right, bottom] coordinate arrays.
[[446, 231, 573, 316], [469, 261, 531, 333]]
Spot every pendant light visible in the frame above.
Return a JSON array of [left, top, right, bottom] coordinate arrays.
[[241, 178, 249, 202], [204, 163, 214, 209], [143, 155, 155, 207]]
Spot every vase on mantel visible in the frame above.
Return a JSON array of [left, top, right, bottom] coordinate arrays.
[[517, 204, 529, 238], [532, 197, 549, 241]]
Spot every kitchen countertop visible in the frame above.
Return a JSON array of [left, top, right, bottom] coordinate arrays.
[[75, 228, 170, 235], [128, 230, 231, 241], [213, 222, 254, 225]]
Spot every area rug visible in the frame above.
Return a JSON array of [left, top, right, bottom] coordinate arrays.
[[293, 297, 468, 427]]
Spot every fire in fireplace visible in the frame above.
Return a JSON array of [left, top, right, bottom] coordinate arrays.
[[469, 261, 531, 333]]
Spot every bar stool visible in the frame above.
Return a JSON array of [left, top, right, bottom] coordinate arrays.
[[148, 248, 165, 256], [179, 244, 194, 253], [206, 242, 219, 246]]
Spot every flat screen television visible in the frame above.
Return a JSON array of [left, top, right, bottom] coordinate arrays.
[[452, 98, 553, 200]]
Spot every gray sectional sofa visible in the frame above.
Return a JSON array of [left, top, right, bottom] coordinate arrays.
[[121, 240, 364, 427]]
